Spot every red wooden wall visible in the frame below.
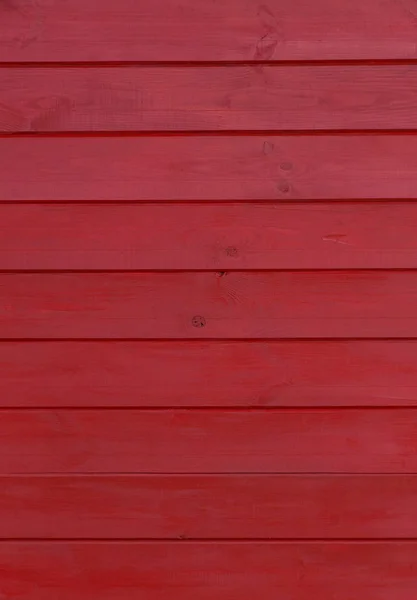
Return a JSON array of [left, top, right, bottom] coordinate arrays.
[[1, 1, 417, 597]]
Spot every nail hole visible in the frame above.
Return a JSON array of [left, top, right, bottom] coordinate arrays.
[[192, 315, 206, 328], [216, 271, 227, 277], [277, 182, 290, 193]]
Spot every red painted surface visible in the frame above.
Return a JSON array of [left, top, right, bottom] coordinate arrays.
[[3, 203, 417, 270], [1, 542, 417, 599], [4, 135, 417, 201], [3, 65, 417, 132], [3, 271, 417, 338], [1, 0, 417, 597], [2, 0, 417, 62], [2, 340, 417, 407], [2, 474, 417, 538], [0, 408, 416, 473]]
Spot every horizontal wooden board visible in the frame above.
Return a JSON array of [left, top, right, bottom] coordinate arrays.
[[5, 202, 417, 270], [4, 136, 417, 201], [3, 340, 417, 407], [2, 0, 417, 62], [3, 474, 417, 538], [1, 409, 417, 473], [4, 65, 417, 132], [0, 542, 416, 598], [3, 271, 417, 339]]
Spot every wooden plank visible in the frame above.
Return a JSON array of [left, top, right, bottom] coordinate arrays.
[[4, 65, 417, 132], [5, 202, 417, 270], [1, 408, 417, 473], [2, 474, 417, 538], [0, 542, 416, 598], [2, 0, 417, 62], [3, 271, 417, 339], [2, 340, 417, 408], [2, 135, 417, 201]]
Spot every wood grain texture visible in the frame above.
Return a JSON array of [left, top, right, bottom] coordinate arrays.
[[3, 340, 417, 408], [5, 1, 417, 595], [2, 474, 417, 538], [0, 542, 416, 598], [3, 271, 417, 339], [4, 135, 417, 201], [5, 202, 417, 270], [2, 0, 417, 62], [1, 408, 417, 473], [4, 65, 417, 132]]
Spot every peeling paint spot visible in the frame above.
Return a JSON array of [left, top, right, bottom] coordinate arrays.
[[322, 234, 349, 245]]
